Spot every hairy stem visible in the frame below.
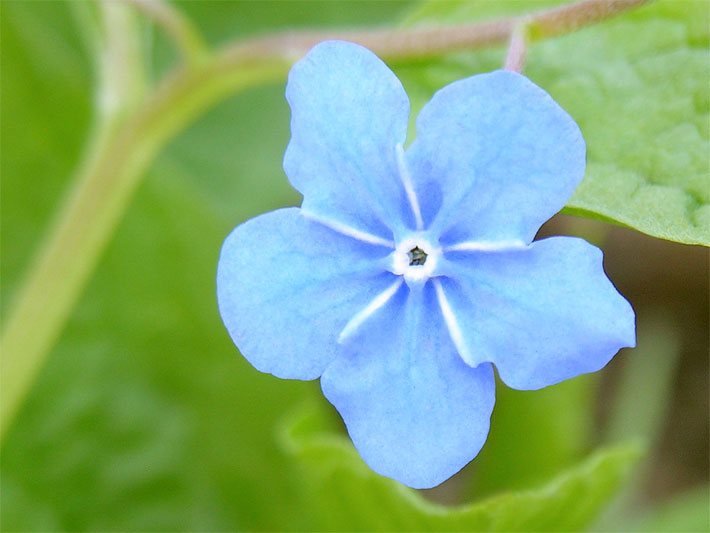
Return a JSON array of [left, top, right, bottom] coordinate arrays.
[[0, 0, 650, 440]]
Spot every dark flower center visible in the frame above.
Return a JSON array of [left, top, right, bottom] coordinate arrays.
[[408, 246, 428, 266]]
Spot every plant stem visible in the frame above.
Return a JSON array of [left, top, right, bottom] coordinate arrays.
[[221, 0, 649, 61], [0, 57, 287, 441], [504, 24, 529, 73], [123, 0, 208, 65], [98, 0, 147, 115], [0, 0, 650, 441]]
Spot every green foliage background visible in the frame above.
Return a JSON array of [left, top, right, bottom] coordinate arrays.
[[1, 1, 708, 531]]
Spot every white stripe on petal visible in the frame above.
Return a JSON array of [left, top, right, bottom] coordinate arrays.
[[301, 211, 395, 248], [444, 240, 527, 253], [433, 279, 475, 366], [396, 143, 424, 230], [339, 278, 404, 343]]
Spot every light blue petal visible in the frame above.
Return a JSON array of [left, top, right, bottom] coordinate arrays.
[[441, 237, 636, 390], [284, 40, 414, 238], [217, 208, 396, 380], [321, 284, 495, 489], [406, 70, 586, 244]]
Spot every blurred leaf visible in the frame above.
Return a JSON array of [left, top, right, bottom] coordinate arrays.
[[592, 313, 683, 530], [629, 486, 710, 533], [0, 0, 93, 305], [605, 313, 681, 444], [0, 153, 317, 530], [601, 486, 710, 533], [278, 403, 642, 532], [469, 375, 595, 498], [398, 0, 710, 246]]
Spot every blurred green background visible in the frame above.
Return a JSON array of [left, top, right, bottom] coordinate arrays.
[[1, 1, 708, 531]]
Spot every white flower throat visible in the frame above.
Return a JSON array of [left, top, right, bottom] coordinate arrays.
[[389, 235, 441, 284]]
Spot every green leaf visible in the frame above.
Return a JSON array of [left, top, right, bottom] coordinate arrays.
[[469, 375, 595, 498], [630, 486, 710, 532], [601, 485, 710, 533], [399, 0, 710, 246], [280, 403, 642, 532], [0, 1, 93, 303]]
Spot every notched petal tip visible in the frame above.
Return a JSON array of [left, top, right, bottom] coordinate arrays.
[[440, 236, 636, 391], [321, 285, 496, 489], [323, 364, 496, 489], [408, 68, 586, 244], [217, 208, 396, 381], [282, 38, 412, 239]]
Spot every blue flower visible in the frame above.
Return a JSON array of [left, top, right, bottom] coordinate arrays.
[[217, 41, 636, 489]]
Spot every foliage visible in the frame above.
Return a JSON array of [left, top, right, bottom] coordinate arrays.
[[279, 403, 641, 532], [1, 0, 705, 531]]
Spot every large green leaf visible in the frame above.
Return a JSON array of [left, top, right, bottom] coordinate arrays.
[[279, 403, 641, 532], [398, 0, 710, 246]]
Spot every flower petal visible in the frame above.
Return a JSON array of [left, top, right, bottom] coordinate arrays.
[[321, 283, 495, 489], [441, 237, 636, 390], [217, 208, 396, 380], [284, 40, 413, 238], [406, 70, 585, 244]]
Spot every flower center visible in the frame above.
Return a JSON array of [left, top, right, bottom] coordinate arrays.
[[408, 246, 427, 266], [389, 235, 440, 285]]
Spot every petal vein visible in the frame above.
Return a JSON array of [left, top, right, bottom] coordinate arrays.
[[396, 143, 424, 230], [444, 240, 527, 253], [433, 279, 476, 366], [339, 278, 404, 343], [301, 211, 395, 248]]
